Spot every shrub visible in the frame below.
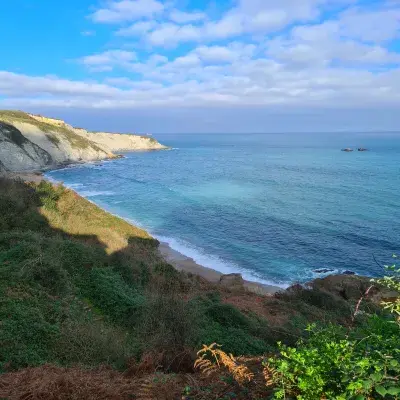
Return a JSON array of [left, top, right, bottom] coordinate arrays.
[[54, 319, 138, 368], [78, 267, 145, 325], [192, 296, 272, 356], [267, 258, 400, 400], [36, 180, 64, 211], [373, 255, 400, 321], [268, 319, 400, 399]]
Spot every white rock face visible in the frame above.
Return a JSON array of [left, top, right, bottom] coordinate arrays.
[[73, 129, 168, 152], [0, 122, 53, 171], [14, 122, 112, 164], [0, 112, 168, 172]]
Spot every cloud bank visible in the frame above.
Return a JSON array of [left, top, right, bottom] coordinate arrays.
[[1, 0, 400, 132]]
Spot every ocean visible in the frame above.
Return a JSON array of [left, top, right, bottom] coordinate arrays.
[[46, 132, 400, 287]]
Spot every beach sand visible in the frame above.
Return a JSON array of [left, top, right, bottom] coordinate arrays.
[[159, 242, 282, 295]]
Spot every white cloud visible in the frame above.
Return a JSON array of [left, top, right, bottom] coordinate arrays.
[[91, 0, 164, 23], [2, 0, 400, 131], [81, 50, 137, 71], [194, 43, 256, 63], [268, 9, 400, 67], [169, 10, 206, 24], [82, 50, 136, 65], [116, 21, 156, 36], [137, 0, 357, 47], [339, 7, 400, 42], [81, 30, 96, 36]]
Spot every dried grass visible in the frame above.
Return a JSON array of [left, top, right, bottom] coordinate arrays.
[[0, 365, 186, 400]]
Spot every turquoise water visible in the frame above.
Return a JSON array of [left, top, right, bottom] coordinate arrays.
[[46, 132, 400, 287]]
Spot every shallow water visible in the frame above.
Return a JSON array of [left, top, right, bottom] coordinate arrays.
[[46, 132, 400, 286]]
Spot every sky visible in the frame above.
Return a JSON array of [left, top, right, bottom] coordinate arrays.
[[1, 0, 400, 133]]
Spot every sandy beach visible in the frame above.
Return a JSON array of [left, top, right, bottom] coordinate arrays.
[[159, 242, 282, 295]]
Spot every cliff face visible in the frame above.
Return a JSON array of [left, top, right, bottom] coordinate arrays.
[[73, 129, 167, 152], [0, 121, 53, 171], [0, 111, 168, 172]]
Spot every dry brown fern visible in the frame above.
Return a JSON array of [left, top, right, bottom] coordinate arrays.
[[194, 343, 254, 385], [135, 377, 154, 400], [135, 374, 186, 400], [263, 364, 278, 388]]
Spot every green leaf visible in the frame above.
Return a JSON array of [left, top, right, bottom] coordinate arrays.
[[371, 373, 383, 382], [375, 386, 387, 397], [390, 359, 399, 368], [387, 387, 400, 396], [362, 380, 373, 390], [354, 396, 365, 400]]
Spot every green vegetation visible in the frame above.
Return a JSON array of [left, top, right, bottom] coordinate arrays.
[[268, 317, 400, 399], [0, 176, 398, 399], [267, 260, 400, 399], [0, 178, 278, 373], [194, 270, 400, 399], [140, 135, 159, 144]]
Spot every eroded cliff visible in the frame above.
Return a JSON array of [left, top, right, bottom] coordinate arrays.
[[0, 110, 168, 172]]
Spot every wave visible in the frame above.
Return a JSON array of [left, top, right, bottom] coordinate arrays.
[[155, 235, 289, 289], [66, 183, 85, 189], [79, 190, 116, 197]]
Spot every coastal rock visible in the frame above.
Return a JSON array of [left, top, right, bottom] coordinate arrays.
[[358, 148, 368, 152], [341, 148, 354, 152], [342, 270, 356, 275], [314, 268, 335, 274], [286, 283, 304, 294], [0, 110, 168, 172], [219, 273, 245, 289], [0, 122, 53, 171], [309, 274, 397, 303]]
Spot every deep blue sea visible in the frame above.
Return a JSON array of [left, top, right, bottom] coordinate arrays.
[[46, 132, 400, 287]]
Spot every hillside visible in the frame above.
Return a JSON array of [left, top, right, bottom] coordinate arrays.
[[0, 176, 399, 399], [0, 110, 168, 172]]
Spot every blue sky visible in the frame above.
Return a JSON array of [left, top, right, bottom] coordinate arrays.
[[1, 0, 400, 133]]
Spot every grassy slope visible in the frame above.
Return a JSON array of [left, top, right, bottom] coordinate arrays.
[[0, 177, 367, 370], [0, 177, 285, 373], [0, 177, 397, 399]]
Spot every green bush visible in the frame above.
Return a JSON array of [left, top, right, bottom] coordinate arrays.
[[78, 267, 145, 325], [36, 180, 65, 211], [192, 295, 272, 356], [269, 319, 400, 399]]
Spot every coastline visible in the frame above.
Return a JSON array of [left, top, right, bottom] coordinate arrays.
[[159, 242, 282, 295], [6, 171, 283, 296]]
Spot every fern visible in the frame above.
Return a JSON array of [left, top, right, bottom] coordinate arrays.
[[195, 343, 254, 384]]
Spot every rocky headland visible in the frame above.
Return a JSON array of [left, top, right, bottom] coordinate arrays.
[[0, 110, 168, 172]]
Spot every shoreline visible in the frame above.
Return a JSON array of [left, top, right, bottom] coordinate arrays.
[[158, 242, 282, 295], [7, 171, 283, 295]]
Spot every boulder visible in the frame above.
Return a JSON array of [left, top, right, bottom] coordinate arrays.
[[219, 273, 245, 289], [341, 148, 353, 152], [310, 274, 398, 303], [314, 268, 335, 274], [358, 148, 368, 152]]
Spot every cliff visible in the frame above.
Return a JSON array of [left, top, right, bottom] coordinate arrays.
[[0, 110, 168, 172]]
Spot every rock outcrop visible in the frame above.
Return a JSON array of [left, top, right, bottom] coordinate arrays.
[[0, 110, 168, 172], [0, 121, 53, 171], [219, 273, 246, 289]]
